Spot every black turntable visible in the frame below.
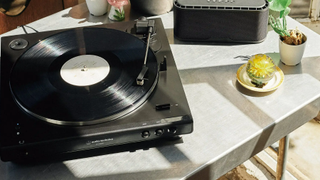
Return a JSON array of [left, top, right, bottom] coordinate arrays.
[[0, 18, 193, 162]]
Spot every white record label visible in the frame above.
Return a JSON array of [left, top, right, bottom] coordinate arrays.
[[60, 55, 110, 86]]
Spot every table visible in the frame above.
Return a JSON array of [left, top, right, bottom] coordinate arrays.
[[1, 3, 320, 180]]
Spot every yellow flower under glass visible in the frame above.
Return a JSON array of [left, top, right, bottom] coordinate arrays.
[[246, 54, 276, 88]]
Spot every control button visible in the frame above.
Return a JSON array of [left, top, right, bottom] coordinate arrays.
[[19, 140, 25, 144], [17, 132, 20, 135], [141, 131, 150, 138], [9, 38, 28, 50], [168, 127, 177, 134], [155, 129, 164, 136]]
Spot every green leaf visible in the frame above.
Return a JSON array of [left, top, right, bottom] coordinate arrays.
[[113, 15, 120, 20], [115, 9, 121, 16], [268, 0, 291, 36], [113, 11, 124, 21], [279, 7, 290, 17], [282, 17, 290, 36], [282, 16, 287, 30], [283, 7, 291, 16], [268, 0, 291, 12], [268, 15, 290, 37], [113, 8, 125, 21]]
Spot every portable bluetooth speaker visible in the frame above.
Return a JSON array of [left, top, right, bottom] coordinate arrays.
[[174, 0, 269, 43]]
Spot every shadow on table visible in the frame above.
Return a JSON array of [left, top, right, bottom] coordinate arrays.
[[179, 64, 277, 154], [60, 3, 114, 24], [264, 53, 320, 77], [61, 3, 141, 25], [178, 55, 320, 160]]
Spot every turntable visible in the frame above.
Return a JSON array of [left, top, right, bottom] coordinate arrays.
[[0, 18, 193, 162]]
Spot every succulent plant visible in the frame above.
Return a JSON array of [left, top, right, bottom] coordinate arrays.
[[268, 0, 305, 45]]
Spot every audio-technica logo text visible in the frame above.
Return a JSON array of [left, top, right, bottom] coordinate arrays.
[[86, 138, 114, 145]]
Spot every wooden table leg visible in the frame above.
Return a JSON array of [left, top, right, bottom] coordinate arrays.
[[276, 135, 290, 180]]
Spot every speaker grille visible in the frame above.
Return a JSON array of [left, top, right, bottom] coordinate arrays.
[[174, 0, 269, 43]]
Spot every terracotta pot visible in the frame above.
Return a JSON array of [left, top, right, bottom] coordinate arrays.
[[130, 0, 173, 15], [279, 32, 307, 66]]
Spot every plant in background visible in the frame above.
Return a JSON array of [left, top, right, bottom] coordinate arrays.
[[107, 0, 128, 21], [268, 0, 305, 45]]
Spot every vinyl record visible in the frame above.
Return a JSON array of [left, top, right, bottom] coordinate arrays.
[[10, 27, 159, 126]]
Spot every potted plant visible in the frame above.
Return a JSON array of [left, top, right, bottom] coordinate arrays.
[[107, 0, 128, 21], [268, 0, 307, 66]]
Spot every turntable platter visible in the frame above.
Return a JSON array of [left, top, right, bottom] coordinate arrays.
[[9, 28, 158, 126]]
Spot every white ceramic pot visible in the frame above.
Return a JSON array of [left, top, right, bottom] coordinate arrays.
[[86, 0, 108, 16], [279, 33, 307, 66]]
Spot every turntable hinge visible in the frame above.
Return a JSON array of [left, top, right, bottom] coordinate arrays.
[[136, 18, 155, 34], [136, 20, 155, 86]]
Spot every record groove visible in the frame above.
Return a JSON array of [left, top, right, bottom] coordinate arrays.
[[10, 28, 158, 125]]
